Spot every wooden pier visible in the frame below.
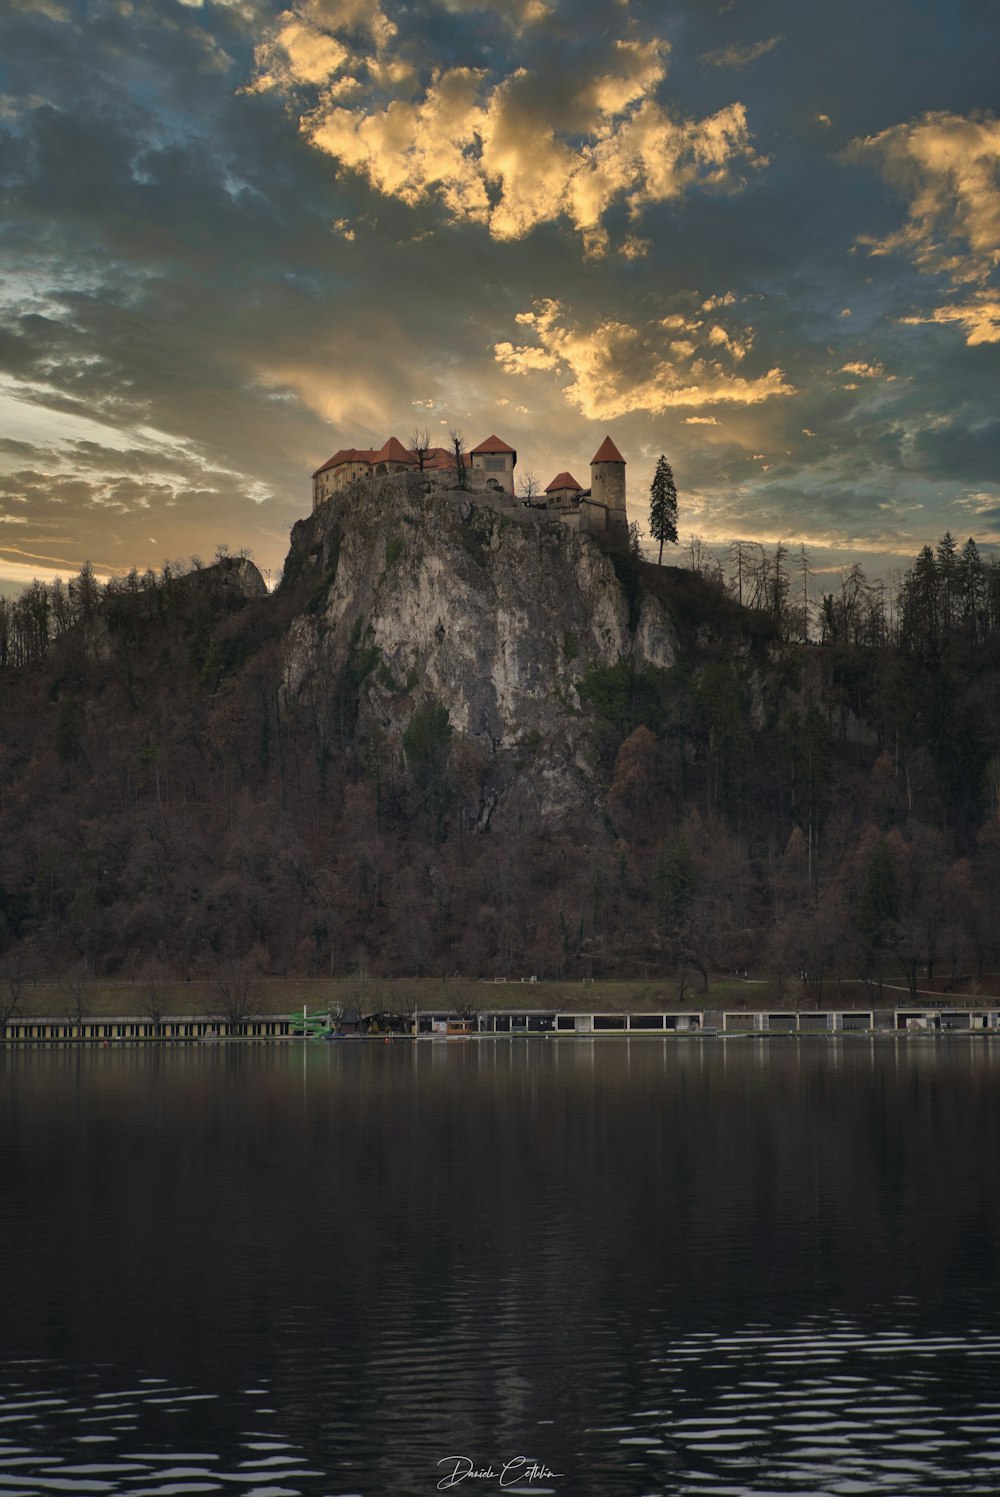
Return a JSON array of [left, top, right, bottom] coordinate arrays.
[[4, 1004, 999, 1043]]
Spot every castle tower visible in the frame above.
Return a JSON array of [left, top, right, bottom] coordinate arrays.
[[588, 435, 627, 539], [470, 435, 517, 495]]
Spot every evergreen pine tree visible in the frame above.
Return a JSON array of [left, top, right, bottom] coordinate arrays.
[[936, 531, 958, 638], [959, 537, 985, 642], [649, 454, 678, 563]]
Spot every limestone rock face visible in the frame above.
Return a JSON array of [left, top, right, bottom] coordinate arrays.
[[216, 556, 269, 599], [284, 477, 677, 824]]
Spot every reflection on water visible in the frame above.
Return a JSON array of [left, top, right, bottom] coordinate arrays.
[[619, 1321, 1000, 1494], [2, 1039, 1000, 1494], [0, 1369, 325, 1496]]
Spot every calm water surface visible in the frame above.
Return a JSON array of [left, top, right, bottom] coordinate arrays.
[[2, 1038, 1000, 1496]]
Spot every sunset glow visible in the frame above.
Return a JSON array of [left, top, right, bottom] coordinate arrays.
[[1, 0, 997, 591]]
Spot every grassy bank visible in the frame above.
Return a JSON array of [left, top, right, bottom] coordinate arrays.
[[7, 973, 984, 1021]]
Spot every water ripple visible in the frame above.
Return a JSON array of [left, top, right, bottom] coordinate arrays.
[[600, 1317, 1000, 1495], [0, 1377, 324, 1497]]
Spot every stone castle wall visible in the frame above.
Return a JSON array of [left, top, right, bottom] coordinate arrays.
[[315, 462, 625, 538]]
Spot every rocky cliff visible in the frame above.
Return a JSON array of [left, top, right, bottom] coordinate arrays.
[[3, 477, 1000, 983], [283, 475, 676, 824]]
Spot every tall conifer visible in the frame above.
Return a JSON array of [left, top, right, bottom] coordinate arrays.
[[649, 455, 678, 563]]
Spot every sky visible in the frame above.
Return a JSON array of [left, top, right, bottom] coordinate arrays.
[[1, 0, 999, 595]]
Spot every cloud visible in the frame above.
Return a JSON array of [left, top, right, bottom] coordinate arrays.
[[255, 14, 352, 88], [247, 0, 398, 93], [621, 235, 650, 259], [850, 111, 1000, 345], [707, 322, 751, 360], [700, 35, 783, 69], [899, 293, 1000, 345], [493, 297, 794, 418], [841, 360, 888, 378], [851, 111, 1000, 278], [305, 67, 492, 224], [437, 0, 553, 28], [0, 444, 291, 586], [9, 0, 70, 19], [4, 0, 997, 589], [914, 418, 1000, 484], [953, 491, 1000, 524], [252, 7, 763, 251]]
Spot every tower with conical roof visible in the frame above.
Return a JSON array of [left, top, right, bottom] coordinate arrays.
[[581, 435, 627, 538]]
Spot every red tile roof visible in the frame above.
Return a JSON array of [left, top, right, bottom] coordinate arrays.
[[374, 436, 412, 464], [591, 436, 626, 464], [313, 447, 374, 476], [545, 471, 582, 493], [315, 433, 516, 479]]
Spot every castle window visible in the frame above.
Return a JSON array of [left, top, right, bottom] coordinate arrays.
[[485, 456, 507, 473]]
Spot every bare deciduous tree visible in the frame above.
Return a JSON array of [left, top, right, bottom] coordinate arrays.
[[450, 430, 467, 490], [209, 946, 266, 1032], [64, 966, 90, 1031], [139, 955, 174, 1036], [0, 958, 27, 1037], [395, 988, 421, 1033], [410, 429, 430, 472]]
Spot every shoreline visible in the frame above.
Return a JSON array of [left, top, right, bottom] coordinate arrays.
[[4, 998, 999, 1044]]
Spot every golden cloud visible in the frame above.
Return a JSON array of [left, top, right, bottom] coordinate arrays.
[[852, 112, 1000, 277], [899, 293, 1000, 345], [840, 360, 889, 378], [494, 298, 794, 418], [850, 111, 1000, 346], [248, 0, 396, 93], [267, 15, 350, 86], [250, 7, 763, 249], [708, 322, 751, 360], [257, 356, 394, 427], [307, 0, 397, 49], [306, 67, 492, 221]]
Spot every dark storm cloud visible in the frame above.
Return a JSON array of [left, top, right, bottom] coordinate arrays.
[[915, 422, 1000, 486], [0, 0, 998, 588]]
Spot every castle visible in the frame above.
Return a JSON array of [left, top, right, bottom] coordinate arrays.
[[311, 432, 629, 540]]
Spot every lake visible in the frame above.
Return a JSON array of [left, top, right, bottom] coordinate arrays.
[[2, 1037, 1000, 1496]]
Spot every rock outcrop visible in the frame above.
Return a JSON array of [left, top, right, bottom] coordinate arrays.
[[284, 476, 676, 824]]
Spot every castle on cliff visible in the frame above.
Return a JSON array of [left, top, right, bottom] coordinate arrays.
[[311, 432, 628, 540]]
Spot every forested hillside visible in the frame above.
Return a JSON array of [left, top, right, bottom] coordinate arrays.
[[2, 488, 1000, 1001]]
